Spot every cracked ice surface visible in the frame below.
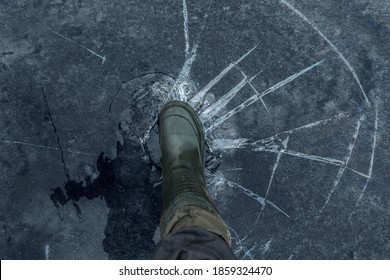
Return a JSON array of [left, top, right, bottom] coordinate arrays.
[[1, 0, 389, 260]]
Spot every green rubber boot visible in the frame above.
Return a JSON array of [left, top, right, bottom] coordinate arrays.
[[158, 100, 231, 246]]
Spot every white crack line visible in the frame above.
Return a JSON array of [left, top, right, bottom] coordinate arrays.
[[51, 30, 106, 64], [206, 60, 325, 132], [280, 0, 371, 106]]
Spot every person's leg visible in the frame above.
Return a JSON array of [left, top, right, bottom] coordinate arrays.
[[153, 101, 235, 259], [153, 227, 235, 259]]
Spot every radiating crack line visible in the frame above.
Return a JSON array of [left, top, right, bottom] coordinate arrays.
[[241, 244, 257, 260], [366, 107, 378, 179], [211, 138, 250, 150], [229, 226, 250, 257], [189, 44, 259, 106], [206, 60, 325, 132], [211, 112, 350, 151], [200, 71, 261, 122], [261, 239, 273, 259], [51, 30, 106, 64], [178, 0, 213, 86], [258, 112, 351, 143], [265, 140, 286, 200], [317, 115, 364, 218], [234, 64, 270, 114], [243, 137, 289, 242], [177, 45, 198, 84], [0, 140, 99, 156], [261, 147, 344, 167], [345, 167, 370, 179], [349, 104, 379, 221], [280, 0, 371, 106], [181, 0, 213, 77], [182, 0, 190, 57], [272, 150, 368, 179], [263, 146, 368, 179], [242, 214, 259, 242], [215, 175, 290, 218], [45, 244, 50, 260], [261, 146, 373, 179], [200, 76, 250, 121], [211, 136, 369, 180], [248, 81, 270, 115]]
